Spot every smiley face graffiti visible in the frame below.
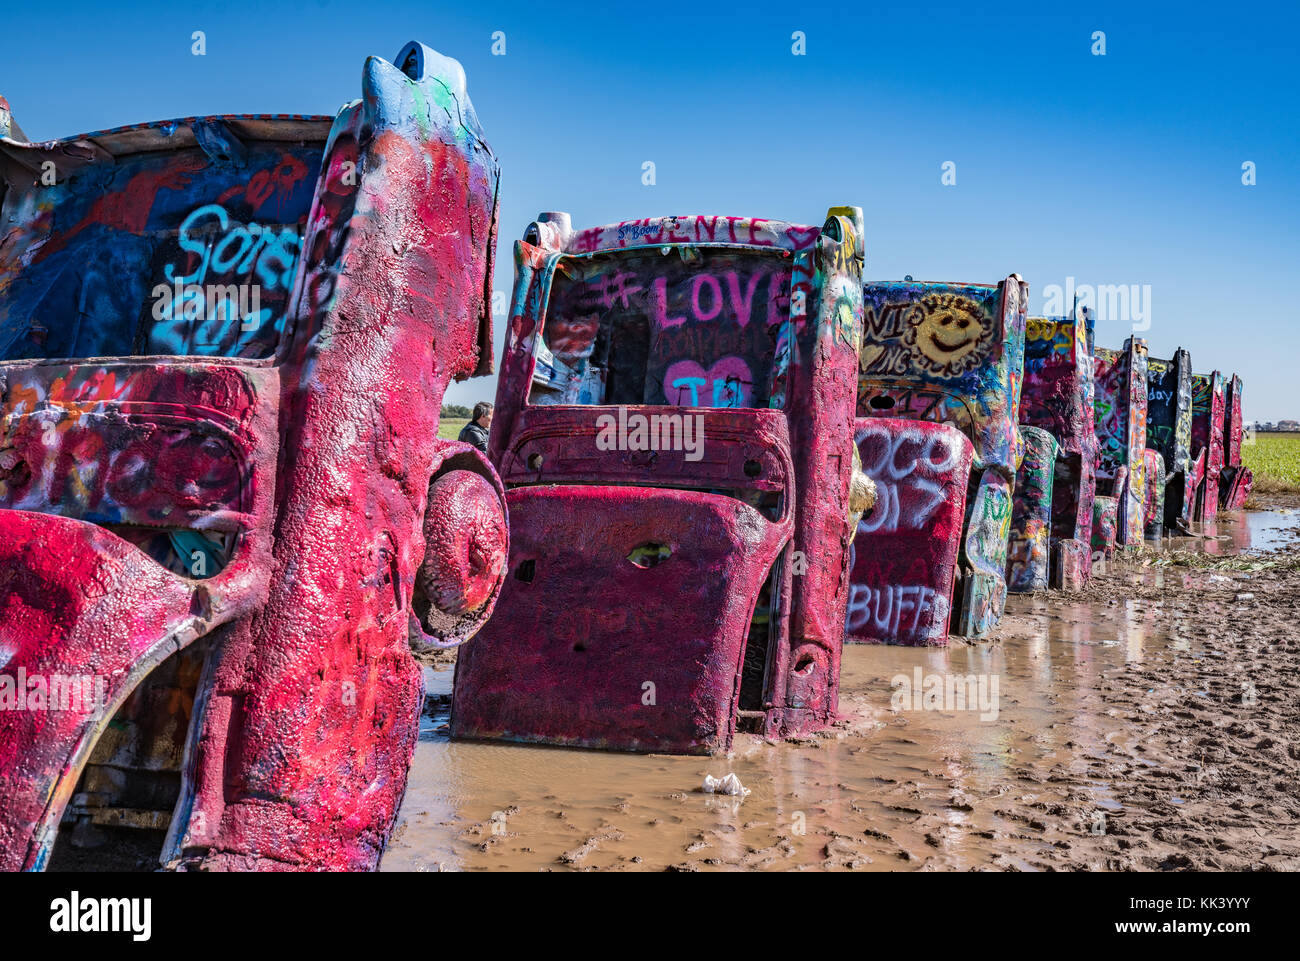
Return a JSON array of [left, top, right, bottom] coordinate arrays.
[[902, 293, 993, 377]]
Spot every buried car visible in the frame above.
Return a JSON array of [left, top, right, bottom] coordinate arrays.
[[1189, 370, 1227, 523], [0, 42, 506, 872], [1092, 336, 1150, 548], [452, 208, 872, 753], [1145, 347, 1194, 530], [851, 275, 1029, 639], [1219, 373, 1253, 510], [1012, 305, 1098, 591]]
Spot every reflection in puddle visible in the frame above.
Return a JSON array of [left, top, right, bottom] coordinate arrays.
[[1170, 507, 1298, 555], [384, 509, 1299, 871]]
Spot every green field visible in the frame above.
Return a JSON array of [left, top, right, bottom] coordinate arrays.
[[1244, 431, 1300, 492], [438, 417, 470, 441]]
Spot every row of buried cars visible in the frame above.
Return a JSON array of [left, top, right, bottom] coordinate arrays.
[[451, 215, 1254, 756], [0, 42, 1251, 871]]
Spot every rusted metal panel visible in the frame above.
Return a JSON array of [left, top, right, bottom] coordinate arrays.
[[1145, 348, 1193, 528], [0, 41, 505, 871], [1190, 371, 1226, 522], [856, 276, 1028, 636], [454, 209, 867, 753], [846, 418, 973, 645], [1092, 337, 1149, 547], [1018, 306, 1097, 590], [1007, 425, 1059, 593]]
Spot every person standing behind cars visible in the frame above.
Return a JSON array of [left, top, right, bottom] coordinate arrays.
[[458, 401, 493, 453]]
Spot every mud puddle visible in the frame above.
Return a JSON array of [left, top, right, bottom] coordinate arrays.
[[385, 508, 1300, 871]]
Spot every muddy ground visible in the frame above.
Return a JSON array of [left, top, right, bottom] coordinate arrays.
[[393, 501, 1300, 872]]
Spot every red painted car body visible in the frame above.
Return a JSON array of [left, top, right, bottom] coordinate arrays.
[[0, 42, 506, 871], [1189, 371, 1226, 523], [452, 208, 869, 753], [846, 418, 973, 644], [1219, 374, 1252, 510]]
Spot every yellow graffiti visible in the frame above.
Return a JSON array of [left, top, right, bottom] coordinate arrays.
[[903, 293, 993, 377]]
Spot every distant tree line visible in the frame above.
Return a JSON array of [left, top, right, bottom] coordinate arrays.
[[440, 404, 473, 419]]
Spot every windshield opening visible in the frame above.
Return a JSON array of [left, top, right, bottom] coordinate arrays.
[[0, 141, 322, 362], [529, 248, 792, 409]]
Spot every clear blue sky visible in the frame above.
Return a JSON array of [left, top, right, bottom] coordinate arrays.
[[6, 0, 1296, 419]]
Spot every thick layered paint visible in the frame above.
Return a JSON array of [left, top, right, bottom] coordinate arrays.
[[454, 485, 790, 753], [1092, 337, 1149, 546], [1091, 489, 1120, 557], [846, 418, 972, 645], [1219, 374, 1253, 510], [455, 209, 866, 753], [1145, 349, 1193, 527], [1143, 448, 1166, 540], [1190, 371, 1226, 522], [1019, 309, 1097, 589], [1007, 425, 1058, 593], [0, 42, 506, 872], [857, 277, 1028, 636]]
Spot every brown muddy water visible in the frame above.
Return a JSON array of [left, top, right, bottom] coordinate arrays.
[[384, 507, 1300, 872]]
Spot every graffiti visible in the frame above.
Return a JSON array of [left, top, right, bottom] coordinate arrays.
[[568, 216, 821, 254], [856, 277, 1026, 638], [904, 293, 996, 377], [458, 206, 866, 751], [0, 132, 319, 364], [846, 419, 972, 646], [860, 293, 996, 379], [1143, 449, 1166, 540], [1019, 312, 1096, 590], [1092, 489, 1121, 556], [146, 203, 300, 355], [664, 356, 754, 408], [534, 249, 791, 409], [855, 421, 964, 534], [1007, 426, 1058, 593], [846, 582, 945, 639], [1219, 374, 1253, 509], [1145, 350, 1192, 527], [1190, 371, 1226, 522], [0, 41, 507, 873], [1093, 348, 1127, 479], [1092, 338, 1148, 546]]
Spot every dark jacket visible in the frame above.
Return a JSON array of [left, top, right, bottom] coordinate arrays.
[[458, 420, 490, 453]]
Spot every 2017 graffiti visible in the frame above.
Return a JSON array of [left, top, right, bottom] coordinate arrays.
[[149, 203, 301, 354], [846, 419, 972, 646], [856, 422, 964, 535]]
